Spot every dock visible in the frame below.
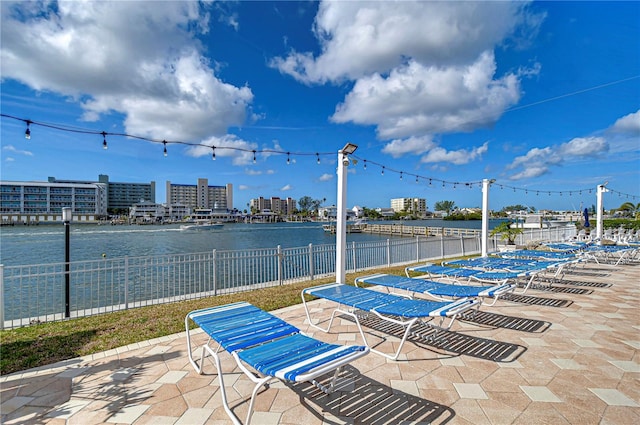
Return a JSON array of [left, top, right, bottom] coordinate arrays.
[[362, 223, 481, 238]]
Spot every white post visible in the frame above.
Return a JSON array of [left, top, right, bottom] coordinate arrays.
[[481, 178, 493, 257], [596, 183, 608, 244], [335, 143, 357, 283]]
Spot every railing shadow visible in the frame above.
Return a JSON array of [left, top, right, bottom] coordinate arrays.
[[564, 270, 610, 277], [351, 315, 526, 363], [501, 293, 574, 308], [290, 365, 456, 424], [460, 310, 552, 333]]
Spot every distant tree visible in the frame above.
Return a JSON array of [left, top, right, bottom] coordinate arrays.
[[298, 196, 314, 214], [502, 204, 528, 212], [362, 207, 381, 219], [434, 200, 456, 215], [618, 202, 640, 218]]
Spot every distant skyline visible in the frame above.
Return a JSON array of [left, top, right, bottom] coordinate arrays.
[[1, 1, 639, 213]]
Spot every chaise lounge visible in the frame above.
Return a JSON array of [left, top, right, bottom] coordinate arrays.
[[301, 283, 479, 360], [186, 302, 370, 425]]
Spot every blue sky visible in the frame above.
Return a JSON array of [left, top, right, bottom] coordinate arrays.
[[1, 1, 639, 213]]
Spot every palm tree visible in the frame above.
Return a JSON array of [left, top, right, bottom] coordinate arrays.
[[490, 221, 524, 245], [434, 200, 456, 216], [618, 202, 640, 219]]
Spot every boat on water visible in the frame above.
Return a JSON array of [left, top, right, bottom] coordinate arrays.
[[322, 220, 367, 234], [180, 221, 223, 231]]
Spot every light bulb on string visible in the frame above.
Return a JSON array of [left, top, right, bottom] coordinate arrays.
[[415, 175, 419, 183], [429, 179, 432, 186], [381, 166, 385, 176], [212, 146, 216, 161], [102, 131, 107, 150], [163, 140, 167, 157], [363, 160, 367, 170], [252, 150, 256, 164], [25, 120, 32, 140], [286, 152, 290, 165], [316, 153, 320, 165], [400, 171, 403, 180]]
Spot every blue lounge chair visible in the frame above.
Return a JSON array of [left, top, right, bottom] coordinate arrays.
[[404, 264, 483, 281], [186, 302, 369, 425], [355, 273, 514, 306], [301, 283, 479, 360]]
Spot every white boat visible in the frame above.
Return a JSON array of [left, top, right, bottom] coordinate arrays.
[[180, 221, 223, 231]]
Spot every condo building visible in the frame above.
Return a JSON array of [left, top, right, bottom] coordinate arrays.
[[249, 196, 297, 215], [166, 179, 233, 211], [390, 197, 428, 217]]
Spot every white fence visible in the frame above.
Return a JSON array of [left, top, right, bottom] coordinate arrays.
[[0, 226, 573, 329]]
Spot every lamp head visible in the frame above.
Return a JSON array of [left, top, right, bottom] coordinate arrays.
[[341, 142, 358, 155]]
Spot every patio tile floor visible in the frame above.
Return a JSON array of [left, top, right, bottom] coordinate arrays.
[[1, 261, 639, 424]]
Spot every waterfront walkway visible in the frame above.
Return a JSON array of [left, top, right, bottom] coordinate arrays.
[[1, 262, 639, 424]]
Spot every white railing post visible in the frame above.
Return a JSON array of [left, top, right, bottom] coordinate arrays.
[[308, 244, 314, 281], [596, 183, 608, 243], [440, 233, 445, 259], [277, 245, 283, 285], [416, 236, 420, 262], [212, 249, 217, 295], [481, 178, 494, 257], [460, 235, 465, 256], [386, 239, 391, 267], [124, 256, 129, 310], [352, 241, 357, 273]]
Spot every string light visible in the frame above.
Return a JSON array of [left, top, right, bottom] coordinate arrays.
[[25, 120, 32, 139], [2, 113, 639, 201], [211, 146, 216, 161]]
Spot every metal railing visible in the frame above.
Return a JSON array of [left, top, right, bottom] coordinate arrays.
[[2, 225, 576, 329]]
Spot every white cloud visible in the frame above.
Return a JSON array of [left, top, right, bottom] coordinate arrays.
[[270, 1, 542, 153], [245, 169, 262, 176], [5, 157, 15, 162], [280, 184, 292, 191], [610, 110, 640, 134], [507, 137, 609, 180], [420, 142, 489, 165], [272, 1, 538, 83], [0, 1, 253, 142], [318, 173, 333, 182], [382, 136, 436, 158], [3, 145, 34, 156], [238, 185, 249, 190], [333, 53, 523, 140]]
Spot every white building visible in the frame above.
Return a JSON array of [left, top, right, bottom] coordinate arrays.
[[0, 180, 107, 222], [390, 198, 427, 217]]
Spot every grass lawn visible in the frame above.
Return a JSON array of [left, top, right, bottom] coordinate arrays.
[[1, 264, 415, 375]]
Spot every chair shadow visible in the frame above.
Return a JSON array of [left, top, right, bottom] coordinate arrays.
[[290, 365, 456, 424], [564, 270, 610, 277], [526, 284, 593, 295], [351, 315, 527, 363], [537, 277, 611, 288], [460, 310, 552, 333]]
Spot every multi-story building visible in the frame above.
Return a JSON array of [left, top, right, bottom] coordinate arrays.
[[166, 179, 233, 211], [249, 196, 296, 215], [0, 180, 107, 222], [48, 175, 155, 213], [390, 198, 427, 217]]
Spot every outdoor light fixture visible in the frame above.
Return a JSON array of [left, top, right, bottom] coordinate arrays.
[[341, 142, 358, 155], [102, 131, 108, 150]]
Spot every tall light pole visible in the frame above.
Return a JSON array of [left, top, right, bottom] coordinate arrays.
[[62, 207, 72, 318], [596, 182, 608, 244], [481, 179, 495, 257], [336, 142, 358, 284]]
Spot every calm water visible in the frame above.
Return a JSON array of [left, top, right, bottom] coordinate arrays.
[[0, 219, 504, 267]]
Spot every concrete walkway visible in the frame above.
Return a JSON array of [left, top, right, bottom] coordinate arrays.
[[1, 262, 639, 424]]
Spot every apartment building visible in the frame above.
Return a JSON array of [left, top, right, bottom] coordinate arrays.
[[166, 179, 233, 211], [249, 196, 297, 215], [390, 197, 428, 217]]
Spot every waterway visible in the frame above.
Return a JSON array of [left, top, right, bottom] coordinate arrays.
[[0, 219, 505, 267]]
